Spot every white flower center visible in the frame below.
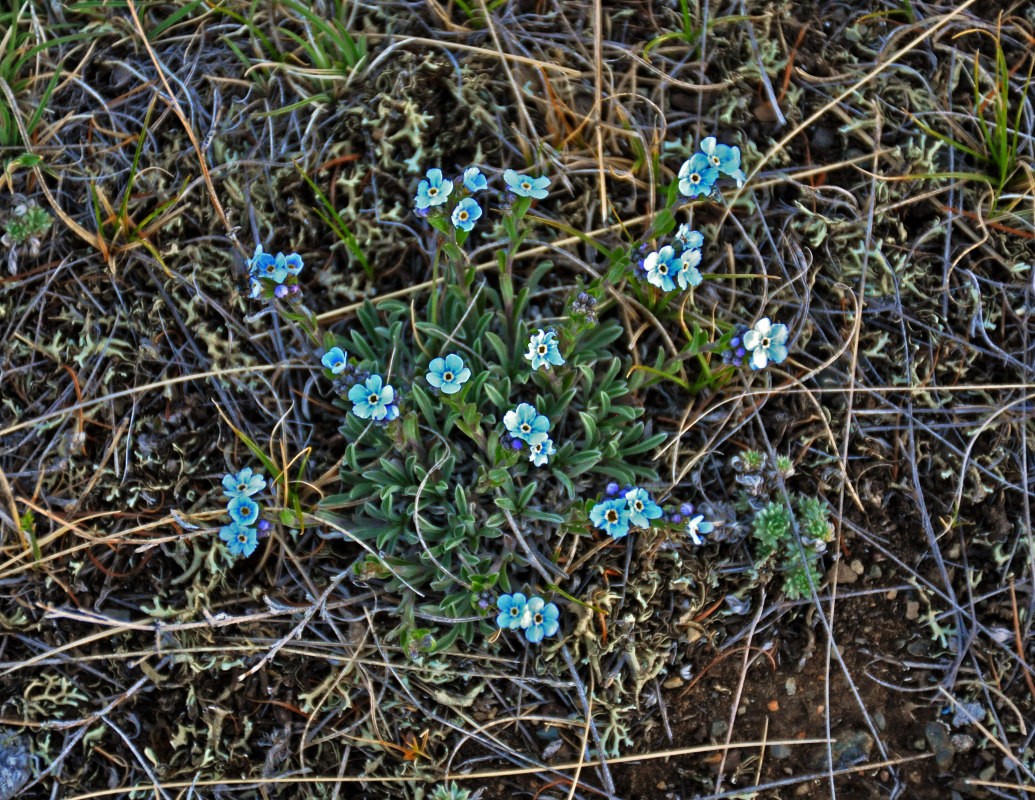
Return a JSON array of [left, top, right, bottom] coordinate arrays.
[[761, 337, 771, 348], [428, 187, 438, 196], [606, 510, 618, 522], [521, 181, 531, 190], [520, 423, 531, 433], [690, 173, 700, 183], [534, 613, 543, 624], [634, 501, 643, 511], [537, 344, 547, 354], [443, 371, 454, 381], [458, 212, 468, 221], [368, 394, 379, 404]]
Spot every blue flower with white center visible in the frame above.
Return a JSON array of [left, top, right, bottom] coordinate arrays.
[[523, 596, 560, 643], [700, 136, 746, 187], [674, 224, 704, 250], [677, 153, 719, 198], [623, 488, 663, 528], [451, 197, 482, 232], [426, 353, 471, 395], [220, 522, 259, 557], [321, 347, 348, 374], [415, 168, 454, 209], [347, 374, 396, 420], [503, 169, 550, 199], [527, 433, 555, 467], [222, 467, 266, 499], [677, 247, 703, 290], [742, 317, 790, 370], [496, 592, 531, 630], [503, 403, 550, 442], [685, 514, 715, 545], [590, 497, 632, 539], [462, 166, 487, 192], [644, 245, 678, 292], [227, 495, 260, 527], [275, 251, 304, 276], [524, 329, 565, 370]]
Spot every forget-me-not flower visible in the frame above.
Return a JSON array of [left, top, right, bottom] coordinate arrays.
[[222, 468, 266, 499], [742, 318, 790, 370], [523, 596, 560, 643], [677, 247, 703, 290], [503, 169, 550, 199], [415, 168, 454, 209], [524, 329, 565, 370], [256, 255, 289, 284], [678, 153, 719, 198], [451, 197, 482, 232], [462, 166, 487, 192], [503, 403, 550, 442], [700, 137, 746, 187], [685, 514, 715, 545], [228, 495, 260, 527], [348, 374, 397, 420], [590, 497, 632, 539], [220, 522, 259, 557], [426, 353, 471, 395], [276, 251, 303, 276], [322, 347, 348, 374], [644, 245, 678, 292], [527, 433, 555, 467], [674, 224, 704, 250], [248, 244, 275, 276], [496, 592, 531, 630], [624, 488, 663, 528]]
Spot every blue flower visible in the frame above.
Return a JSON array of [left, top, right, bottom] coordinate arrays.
[[503, 403, 550, 442], [220, 523, 259, 557], [524, 329, 565, 370], [676, 247, 703, 290], [248, 244, 275, 277], [275, 251, 304, 276], [383, 403, 400, 422], [674, 224, 704, 250], [742, 317, 790, 370], [623, 488, 663, 528], [677, 153, 719, 198], [451, 197, 482, 232], [222, 468, 266, 499], [700, 136, 746, 187], [685, 514, 715, 545], [415, 168, 453, 209], [644, 245, 678, 292], [426, 353, 471, 395], [524, 596, 560, 643], [321, 347, 348, 374], [503, 169, 550, 199], [462, 166, 487, 192], [496, 593, 531, 630], [527, 433, 555, 467], [590, 497, 631, 539], [227, 495, 260, 527], [255, 253, 289, 284], [347, 374, 397, 420]]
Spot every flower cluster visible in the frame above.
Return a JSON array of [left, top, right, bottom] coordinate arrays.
[[641, 222, 706, 293], [495, 592, 560, 643], [524, 329, 565, 371], [677, 136, 746, 199], [219, 468, 267, 557], [414, 166, 551, 234], [504, 402, 555, 466], [590, 485, 663, 539], [247, 245, 304, 301]]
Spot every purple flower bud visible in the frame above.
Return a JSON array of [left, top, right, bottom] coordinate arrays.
[[605, 482, 620, 496], [274, 284, 289, 299], [257, 519, 271, 532], [670, 514, 682, 524], [735, 347, 746, 358], [680, 503, 693, 516], [729, 336, 741, 348], [289, 284, 301, 294], [510, 437, 524, 451]]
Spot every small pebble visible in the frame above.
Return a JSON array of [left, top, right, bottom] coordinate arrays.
[[710, 720, 728, 738], [873, 712, 886, 731], [770, 744, 793, 759], [925, 721, 954, 771], [785, 678, 797, 696], [950, 734, 975, 754]]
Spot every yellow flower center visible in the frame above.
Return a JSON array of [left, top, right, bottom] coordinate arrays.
[[538, 344, 547, 354], [428, 187, 438, 196], [458, 211, 468, 221], [521, 181, 531, 190], [606, 510, 618, 522]]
